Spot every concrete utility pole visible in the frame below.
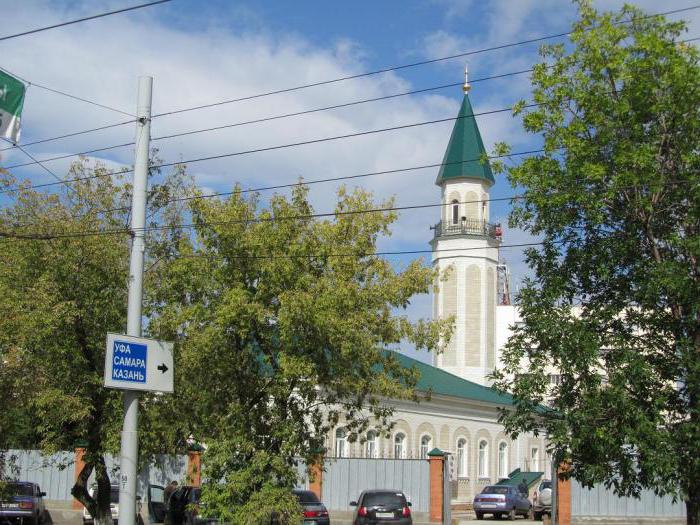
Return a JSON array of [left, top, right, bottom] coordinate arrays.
[[118, 76, 152, 525]]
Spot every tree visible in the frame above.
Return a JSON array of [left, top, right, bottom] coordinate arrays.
[[491, 2, 700, 523], [0, 158, 192, 525], [146, 184, 447, 524]]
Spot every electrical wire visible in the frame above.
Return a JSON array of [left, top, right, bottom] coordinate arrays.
[[11, 142, 77, 195], [0, 0, 173, 42], [150, 5, 700, 118], [0, 119, 135, 152], [1, 180, 695, 241], [0, 66, 135, 118], [1, 68, 535, 170], [2, 5, 696, 155]]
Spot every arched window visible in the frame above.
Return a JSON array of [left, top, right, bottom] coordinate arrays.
[[394, 433, 406, 459], [335, 428, 347, 458], [456, 438, 467, 477], [366, 430, 378, 459], [478, 440, 489, 478], [420, 435, 432, 459], [451, 199, 459, 225], [498, 442, 509, 479], [530, 447, 539, 472]]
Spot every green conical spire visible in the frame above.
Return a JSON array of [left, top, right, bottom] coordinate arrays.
[[435, 94, 494, 186]]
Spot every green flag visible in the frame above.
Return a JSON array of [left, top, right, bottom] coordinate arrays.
[[0, 70, 26, 144]]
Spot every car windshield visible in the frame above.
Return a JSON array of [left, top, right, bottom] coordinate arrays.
[[294, 491, 320, 504], [6, 483, 34, 496], [362, 492, 406, 507], [191, 489, 201, 502], [482, 486, 509, 495], [540, 481, 552, 490]]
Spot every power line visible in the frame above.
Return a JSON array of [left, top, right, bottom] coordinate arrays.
[[0, 0, 173, 42], [0, 66, 135, 118], [11, 142, 77, 195], [150, 5, 700, 118], [0, 119, 135, 152], [1, 180, 694, 241], [3, 5, 696, 155], [6, 28, 699, 175], [0, 100, 530, 192], [1, 68, 535, 170]]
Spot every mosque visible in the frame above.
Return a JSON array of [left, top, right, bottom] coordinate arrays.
[[327, 70, 550, 505]]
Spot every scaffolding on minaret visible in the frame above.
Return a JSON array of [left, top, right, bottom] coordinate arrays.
[[497, 259, 512, 306]]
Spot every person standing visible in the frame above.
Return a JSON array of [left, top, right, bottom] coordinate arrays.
[[518, 479, 529, 497], [163, 481, 178, 525]]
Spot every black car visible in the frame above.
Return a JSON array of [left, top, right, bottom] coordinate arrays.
[[171, 486, 217, 525], [292, 489, 329, 525], [0, 481, 47, 525], [350, 490, 412, 525]]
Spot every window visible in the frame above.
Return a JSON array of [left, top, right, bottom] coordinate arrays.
[[334, 428, 347, 458], [478, 440, 489, 478], [394, 433, 406, 458], [530, 447, 539, 471], [456, 438, 467, 477], [451, 199, 459, 225], [498, 442, 508, 479], [420, 435, 432, 459], [549, 374, 562, 386], [366, 430, 378, 458]]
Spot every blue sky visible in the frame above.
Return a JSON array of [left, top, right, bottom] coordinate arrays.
[[1, 0, 699, 362]]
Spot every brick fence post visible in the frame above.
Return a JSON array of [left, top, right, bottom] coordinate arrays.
[[187, 450, 201, 487], [556, 462, 571, 525], [308, 455, 323, 500], [427, 448, 445, 523], [72, 448, 86, 509]]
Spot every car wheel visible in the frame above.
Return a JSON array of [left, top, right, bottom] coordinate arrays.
[[475, 512, 483, 520], [534, 511, 542, 520]]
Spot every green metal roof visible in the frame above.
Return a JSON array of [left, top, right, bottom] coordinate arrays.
[[390, 351, 515, 407], [435, 94, 495, 186], [496, 468, 544, 489]]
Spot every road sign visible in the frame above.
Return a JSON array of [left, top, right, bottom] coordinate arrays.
[[104, 333, 174, 393]]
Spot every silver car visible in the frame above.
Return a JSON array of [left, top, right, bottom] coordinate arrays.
[[532, 480, 552, 520]]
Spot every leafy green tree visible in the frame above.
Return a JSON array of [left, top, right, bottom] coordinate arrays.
[[0, 158, 192, 525], [492, 2, 700, 523], [146, 184, 447, 524]]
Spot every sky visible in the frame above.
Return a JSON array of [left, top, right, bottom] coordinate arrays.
[[1, 0, 699, 362]]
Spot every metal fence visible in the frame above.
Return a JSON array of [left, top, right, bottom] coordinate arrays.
[[570, 478, 686, 519], [3, 450, 188, 501], [321, 457, 430, 513]]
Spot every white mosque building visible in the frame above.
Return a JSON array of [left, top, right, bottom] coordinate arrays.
[[328, 72, 549, 505]]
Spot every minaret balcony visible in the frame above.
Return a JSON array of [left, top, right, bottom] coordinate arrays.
[[432, 219, 502, 241]]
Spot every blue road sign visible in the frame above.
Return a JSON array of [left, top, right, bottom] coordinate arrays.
[[111, 339, 147, 383], [104, 333, 174, 393]]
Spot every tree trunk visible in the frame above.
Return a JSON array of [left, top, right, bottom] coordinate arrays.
[[71, 455, 114, 525], [687, 491, 700, 525]]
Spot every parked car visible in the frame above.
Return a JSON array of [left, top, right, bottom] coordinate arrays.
[[270, 489, 330, 525], [532, 480, 552, 520], [473, 485, 531, 520], [147, 485, 217, 525], [350, 490, 412, 525], [292, 489, 329, 525], [0, 481, 47, 525], [82, 484, 142, 525]]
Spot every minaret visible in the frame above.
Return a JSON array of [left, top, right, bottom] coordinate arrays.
[[431, 66, 501, 386]]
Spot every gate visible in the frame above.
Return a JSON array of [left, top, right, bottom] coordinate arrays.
[[321, 457, 430, 513], [442, 453, 452, 524]]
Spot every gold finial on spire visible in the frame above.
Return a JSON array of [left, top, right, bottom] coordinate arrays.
[[463, 64, 471, 93]]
